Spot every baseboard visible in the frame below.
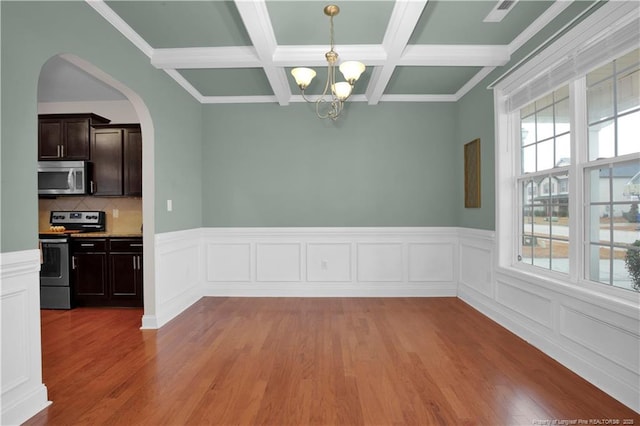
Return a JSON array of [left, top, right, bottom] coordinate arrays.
[[1, 385, 51, 426], [203, 282, 457, 297], [155, 289, 202, 328], [140, 314, 158, 329]]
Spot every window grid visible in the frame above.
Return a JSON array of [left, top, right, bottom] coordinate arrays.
[[518, 86, 571, 276]]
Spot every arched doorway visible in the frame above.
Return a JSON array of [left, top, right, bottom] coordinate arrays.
[[37, 53, 156, 325]]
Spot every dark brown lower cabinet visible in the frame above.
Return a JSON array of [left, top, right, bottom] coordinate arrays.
[[72, 237, 142, 307], [109, 239, 143, 307]]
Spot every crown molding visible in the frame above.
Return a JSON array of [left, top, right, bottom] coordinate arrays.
[[201, 95, 278, 104], [85, 0, 153, 58], [455, 66, 496, 100], [508, 0, 574, 55], [163, 69, 204, 103], [380, 94, 457, 103]]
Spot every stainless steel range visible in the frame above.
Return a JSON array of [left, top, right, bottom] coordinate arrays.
[[39, 211, 106, 309]]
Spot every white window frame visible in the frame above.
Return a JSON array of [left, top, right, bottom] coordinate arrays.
[[493, 1, 640, 301]]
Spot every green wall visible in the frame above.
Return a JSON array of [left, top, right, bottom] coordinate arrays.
[[455, 83, 496, 231], [1, 1, 203, 252], [201, 102, 459, 227], [452, 0, 600, 232]]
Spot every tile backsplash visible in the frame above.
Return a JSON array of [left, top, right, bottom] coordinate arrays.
[[39, 197, 142, 233]]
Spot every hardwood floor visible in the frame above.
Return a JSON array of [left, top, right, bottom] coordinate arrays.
[[26, 298, 638, 425]]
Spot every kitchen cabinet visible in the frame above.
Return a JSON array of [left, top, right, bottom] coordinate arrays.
[[38, 114, 109, 160], [123, 127, 142, 196], [71, 239, 109, 306], [91, 124, 142, 196], [92, 128, 122, 196], [109, 238, 143, 307], [71, 237, 143, 307]]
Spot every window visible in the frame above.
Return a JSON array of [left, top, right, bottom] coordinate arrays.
[[585, 50, 640, 291], [519, 87, 571, 274], [515, 49, 640, 291]]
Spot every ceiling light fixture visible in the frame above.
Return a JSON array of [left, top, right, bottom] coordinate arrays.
[[291, 4, 366, 120]]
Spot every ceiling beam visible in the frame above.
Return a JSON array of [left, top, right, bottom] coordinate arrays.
[[234, 0, 291, 106], [273, 45, 387, 67], [400, 45, 510, 67], [366, 0, 429, 105], [151, 47, 261, 69]]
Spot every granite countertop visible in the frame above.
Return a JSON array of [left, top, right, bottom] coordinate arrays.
[[71, 232, 143, 238], [39, 231, 142, 238]]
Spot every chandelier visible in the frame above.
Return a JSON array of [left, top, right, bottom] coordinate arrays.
[[291, 4, 366, 120]]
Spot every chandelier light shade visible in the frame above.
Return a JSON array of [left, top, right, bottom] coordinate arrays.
[[291, 67, 316, 90], [291, 4, 366, 120], [339, 61, 366, 84]]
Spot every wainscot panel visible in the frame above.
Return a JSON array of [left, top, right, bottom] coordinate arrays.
[[201, 227, 459, 297], [459, 241, 493, 297], [495, 280, 553, 329], [256, 243, 302, 282], [0, 250, 51, 425], [153, 229, 203, 328], [457, 228, 640, 413]]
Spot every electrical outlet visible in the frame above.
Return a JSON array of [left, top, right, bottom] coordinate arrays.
[[112, 208, 119, 218], [321, 260, 328, 270], [167, 199, 173, 212]]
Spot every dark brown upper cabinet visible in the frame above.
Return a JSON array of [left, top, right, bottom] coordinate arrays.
[[38, 113, 110, 160], [91, 124, 142, 197]]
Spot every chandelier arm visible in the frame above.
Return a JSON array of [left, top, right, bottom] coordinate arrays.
[[299, 90, 315, 104], [315, 98, 331, 120]]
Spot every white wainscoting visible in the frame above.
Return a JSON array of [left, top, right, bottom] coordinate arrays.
[[201, 227, 459, 297], [0, 250, 50, 425], [151, 229, 203, 328], [457, 228, 640, 413]]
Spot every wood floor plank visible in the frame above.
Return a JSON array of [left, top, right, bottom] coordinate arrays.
[[25, 298, 638, 425]]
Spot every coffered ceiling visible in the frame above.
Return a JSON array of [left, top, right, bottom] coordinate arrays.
[[51, 1, 601, 105]]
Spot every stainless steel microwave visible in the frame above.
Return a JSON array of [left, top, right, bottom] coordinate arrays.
[[38, 161, 90, 195]]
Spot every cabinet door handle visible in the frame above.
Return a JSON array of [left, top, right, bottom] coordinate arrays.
[[57, 145, 61, 158], [81, 243, 95, 247], [72, 256, 77, 270], [61, 145, 64, 157], [90, 181, 95, 194], [130, 243, 143, 247], [133, 257, 137, 270]]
